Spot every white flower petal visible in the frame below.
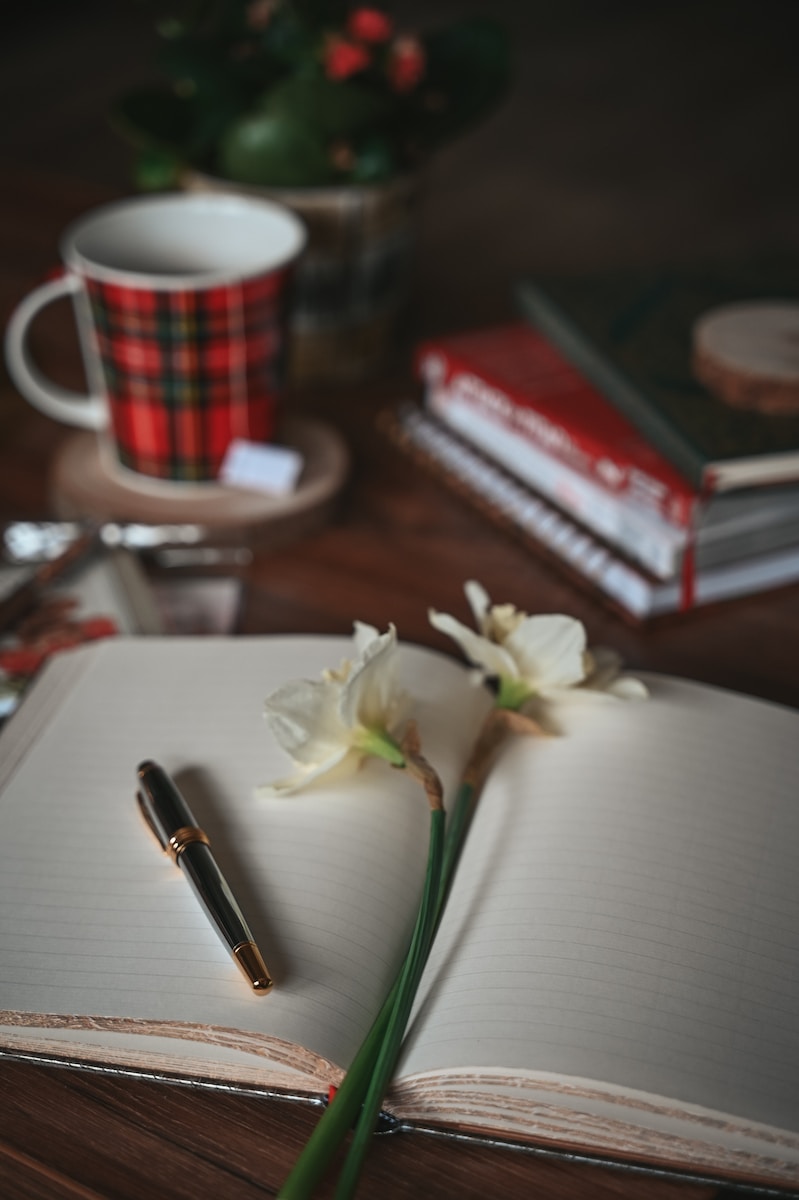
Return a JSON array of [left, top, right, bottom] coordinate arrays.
[[582, 645, 619, 683], [346, 624, 409, 739], [582, 645, 648, 699], [323, 656, 353, 685], [264, 676, 348, 765], [433, 580, 647, 712], [486, 602, 525, 641], [465, 581, 525, 640], [256, 745, 355, 797], [429, 609, 518, 679], [464, 579, 491, 632], [605, 675, 649, 699], [261, 622, 412, 796], [352, 620, 380, 656], [506, 613, 587, 694]]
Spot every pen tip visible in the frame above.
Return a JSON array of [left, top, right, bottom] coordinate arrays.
[[234, 942, 274, 993]]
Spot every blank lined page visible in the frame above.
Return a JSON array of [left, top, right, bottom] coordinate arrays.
[[402, 676, 799, 1132], [0, 636, 486, 1076]]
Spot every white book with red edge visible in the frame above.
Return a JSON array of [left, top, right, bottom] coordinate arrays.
[[385, 404, 799, 621], [414, 324, 799, 583]]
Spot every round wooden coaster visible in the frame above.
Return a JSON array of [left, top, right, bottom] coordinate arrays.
[[692, 301, 799, 414], [50, 416, 350, 549]]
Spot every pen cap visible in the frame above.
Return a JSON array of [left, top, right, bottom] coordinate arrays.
[[137, 760, 197, 852]]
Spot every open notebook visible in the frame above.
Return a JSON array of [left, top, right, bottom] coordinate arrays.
[[0, 636, 798, 1193]]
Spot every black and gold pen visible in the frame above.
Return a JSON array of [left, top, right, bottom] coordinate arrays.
[[136, 760, 273, 994]]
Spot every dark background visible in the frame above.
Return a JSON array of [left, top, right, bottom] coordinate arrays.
[[3, 0, 799, 344]]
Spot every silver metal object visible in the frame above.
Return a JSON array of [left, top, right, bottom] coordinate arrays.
[[2, 521, 208, 564]]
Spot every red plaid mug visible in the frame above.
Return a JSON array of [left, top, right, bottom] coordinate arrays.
[[5, 193, 306, 483]]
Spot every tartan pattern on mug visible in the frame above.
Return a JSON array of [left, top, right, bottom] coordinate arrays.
[[85, 270, 292, 481]]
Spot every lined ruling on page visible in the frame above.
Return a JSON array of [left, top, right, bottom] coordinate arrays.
[[402, 677, 799, 1132], [0, 636, 486, 1077]]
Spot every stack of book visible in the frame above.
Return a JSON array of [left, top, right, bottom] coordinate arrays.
[[391, 265, 799, 621]]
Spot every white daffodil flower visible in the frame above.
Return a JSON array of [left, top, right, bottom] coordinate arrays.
[[430, 580, 646, 710], [581, 645, 649, 699], [258, 622, 409, 796], [430, 580, 586, 709]]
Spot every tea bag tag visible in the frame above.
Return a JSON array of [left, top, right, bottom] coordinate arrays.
[[218, 439, 303, 496]]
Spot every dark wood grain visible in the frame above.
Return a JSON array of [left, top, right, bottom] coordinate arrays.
[[2, 3, 798, 1197], [0, 1060, 723, 1200]]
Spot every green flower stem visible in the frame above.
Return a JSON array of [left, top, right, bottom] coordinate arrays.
[[439, 778, 476, 911], [495, 675, 533, 712], [333, 807, 445, 1200], [278, 712, 502, 1199], [276, 993, 396, 1199], [437, 706, 512, 915], [357, 727, 406, 767], [438, 707, 547, 909], [279, 809, 447, 1200]]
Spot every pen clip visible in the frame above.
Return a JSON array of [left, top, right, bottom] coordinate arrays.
[[137, 788, 168, 853]]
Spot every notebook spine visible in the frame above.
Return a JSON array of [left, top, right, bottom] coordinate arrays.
[[381, 404, 668, 623]]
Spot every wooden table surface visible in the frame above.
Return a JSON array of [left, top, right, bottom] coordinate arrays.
[[2, 168, 797, 1200]]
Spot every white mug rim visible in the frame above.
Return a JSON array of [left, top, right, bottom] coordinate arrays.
[[60, 192, 307, 291]]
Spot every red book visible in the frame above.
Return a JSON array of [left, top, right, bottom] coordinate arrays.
[[414, 323, 699, 528]]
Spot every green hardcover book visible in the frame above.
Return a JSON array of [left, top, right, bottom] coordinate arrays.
[[517, 260, 799, 492]]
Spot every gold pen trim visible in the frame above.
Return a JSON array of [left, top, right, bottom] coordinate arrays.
[[167, 825, 210, 863], [233, 941, 274, 992]]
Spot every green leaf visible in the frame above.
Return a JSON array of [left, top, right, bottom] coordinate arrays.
[[261, 75, 395, 141], [218, 109, 334, 186], [156, 34, 231, 92], [350, 135, 396, 183], [411, 17, 511, 149], [111, 87, 197, 151], [293, 0, 349, 22], [132, 146, 185, 191], [257, 6, 319, 72]]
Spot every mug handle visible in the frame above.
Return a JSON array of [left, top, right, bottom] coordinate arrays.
[[4, 272, 106, 430]]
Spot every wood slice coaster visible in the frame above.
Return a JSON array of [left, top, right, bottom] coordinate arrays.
[[50, 416, 350, 550], [692, 301, 799, 414]]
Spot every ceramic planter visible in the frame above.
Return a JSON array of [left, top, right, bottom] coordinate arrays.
[[182, 170, 419, 386]]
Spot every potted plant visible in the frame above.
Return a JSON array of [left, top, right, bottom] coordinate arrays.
[[113, 0, 509, 383]]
